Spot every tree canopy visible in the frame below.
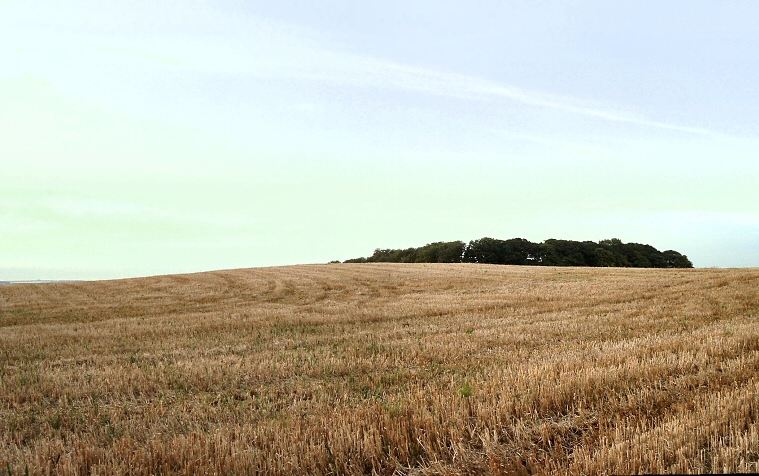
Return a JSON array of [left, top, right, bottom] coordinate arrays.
[[344, 238, 693, 268]]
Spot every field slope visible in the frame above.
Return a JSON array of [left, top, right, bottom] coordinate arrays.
[[1, 264, 758, 474]]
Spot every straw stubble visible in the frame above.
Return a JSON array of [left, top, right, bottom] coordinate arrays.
[[1, 264, 757, 474]]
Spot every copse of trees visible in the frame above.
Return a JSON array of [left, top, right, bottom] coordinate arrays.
[[345, 241, 466, 264], [344, 237, 693, 268]]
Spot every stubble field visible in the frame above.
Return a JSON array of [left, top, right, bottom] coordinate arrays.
[[1, 263, 758, 475]]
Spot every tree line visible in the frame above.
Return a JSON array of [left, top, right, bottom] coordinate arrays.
[[344, 237, 693, 268]]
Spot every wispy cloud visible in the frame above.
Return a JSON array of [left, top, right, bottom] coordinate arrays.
[[142, 12, 712, 136], [246, 29, 719, 136], [314, 59, 716, 136], [5, 3, 716, 137]]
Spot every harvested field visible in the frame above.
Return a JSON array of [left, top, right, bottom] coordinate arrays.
[[1, 263, 758, 474]]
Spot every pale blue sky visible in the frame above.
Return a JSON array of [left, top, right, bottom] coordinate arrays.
[[2, 1, 758, 279]]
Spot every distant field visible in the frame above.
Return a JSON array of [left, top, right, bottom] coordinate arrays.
[[1, 264, 758, 475]]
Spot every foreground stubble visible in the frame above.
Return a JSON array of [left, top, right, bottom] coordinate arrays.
[[1, 264, 758, 474]]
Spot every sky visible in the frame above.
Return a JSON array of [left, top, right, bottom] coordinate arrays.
[[2, 1, 759, 280]]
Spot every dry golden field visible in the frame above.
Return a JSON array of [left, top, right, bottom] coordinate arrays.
[[1, 263, 758, 475]]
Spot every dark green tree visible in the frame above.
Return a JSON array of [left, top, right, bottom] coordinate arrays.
[[662, 250, 694, 268], [595, 248, 617, 267], [345, 237, 693, 268]]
